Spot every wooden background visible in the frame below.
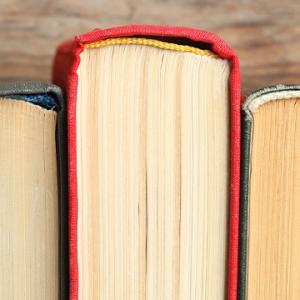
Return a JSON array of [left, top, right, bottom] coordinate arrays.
[[0, 0, 299, 94]]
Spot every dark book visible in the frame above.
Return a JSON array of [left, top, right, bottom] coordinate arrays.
[[0, 82, 67, 300]]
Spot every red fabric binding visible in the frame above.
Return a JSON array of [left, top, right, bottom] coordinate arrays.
[[52, 24, 241, 300]]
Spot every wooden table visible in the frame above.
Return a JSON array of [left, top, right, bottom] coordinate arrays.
[[0, 0, 299, 94]]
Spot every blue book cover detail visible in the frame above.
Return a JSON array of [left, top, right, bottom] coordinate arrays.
[[4, 94, 58, 110]]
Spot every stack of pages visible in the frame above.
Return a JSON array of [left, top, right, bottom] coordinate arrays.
[[0, 25, 299, 300]]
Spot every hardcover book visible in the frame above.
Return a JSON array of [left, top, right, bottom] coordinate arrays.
[[239, 85, 300, 299], [53, 24, 241, 300], [0, 82, 67, 300]]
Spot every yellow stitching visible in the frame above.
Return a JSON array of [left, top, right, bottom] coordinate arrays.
[[85, 38, 218, 58]]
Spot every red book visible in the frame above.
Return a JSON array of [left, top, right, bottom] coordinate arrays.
[[53, 24, 241, 300]]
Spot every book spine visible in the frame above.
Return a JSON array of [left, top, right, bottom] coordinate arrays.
[[227, 55, 241, 300], [53, 39, 83, 300], [237, 112, 252, 300]]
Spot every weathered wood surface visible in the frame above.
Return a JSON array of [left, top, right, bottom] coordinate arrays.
[[0, 0, 299, 94]]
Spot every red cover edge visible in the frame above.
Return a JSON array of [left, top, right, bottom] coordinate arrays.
[[52, 24, 241, 300]]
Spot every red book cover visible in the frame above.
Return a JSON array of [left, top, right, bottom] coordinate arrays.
[[53, 24, 241, 300]]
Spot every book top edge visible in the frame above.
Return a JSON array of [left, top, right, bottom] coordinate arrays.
[[0, 82, 64, 111], [243, 84, 300, 117], [57, 24, 237, 62], [77, 24, 226, 46]]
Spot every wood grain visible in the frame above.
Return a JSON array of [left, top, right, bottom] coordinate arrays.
[[0, 0, 299, 93]]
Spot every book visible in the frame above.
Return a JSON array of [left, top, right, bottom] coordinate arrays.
[[53, 24, 241, 300], [239, 85, 300, 299], [0, 82, 67, 300]]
